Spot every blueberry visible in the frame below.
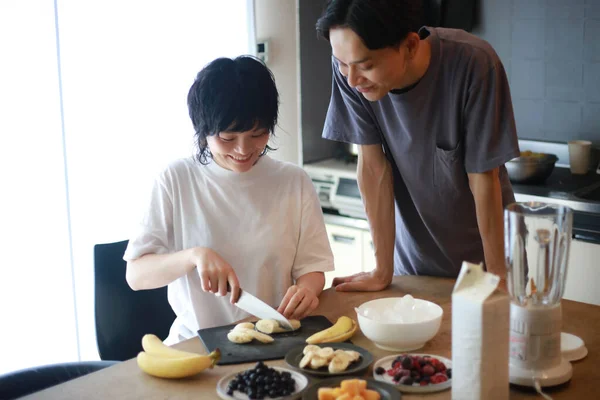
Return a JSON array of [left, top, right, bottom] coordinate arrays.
[[446, 368, 452, 378], [375, 366, 385, 375], [401, 357, 413, 369], [226, 389, 233, 396]]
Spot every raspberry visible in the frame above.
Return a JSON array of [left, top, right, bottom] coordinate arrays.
[[420, 380, 429, 386], [430, 373, 448, 384], [435, 362, 447, 373]]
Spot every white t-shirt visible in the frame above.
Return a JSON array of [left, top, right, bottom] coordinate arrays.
[[123, 155, 334, 344]]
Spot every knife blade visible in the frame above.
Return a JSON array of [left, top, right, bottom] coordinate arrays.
[[232, 288, 294, 330]]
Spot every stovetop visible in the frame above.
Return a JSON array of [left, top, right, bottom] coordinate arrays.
[[511, 167, 600, 197]]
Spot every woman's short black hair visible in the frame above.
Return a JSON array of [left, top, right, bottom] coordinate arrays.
[[316, 0, 424, 50], [187, 55, 279, 164]]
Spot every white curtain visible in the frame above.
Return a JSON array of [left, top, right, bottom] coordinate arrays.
[[0, 0, 253, 374]]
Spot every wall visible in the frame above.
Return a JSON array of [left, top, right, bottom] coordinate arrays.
[[254, 0, 301, 164], [473, 0, 600, 145]]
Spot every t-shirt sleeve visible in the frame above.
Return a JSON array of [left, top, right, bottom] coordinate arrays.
[[123, 174, 173, 261], [322, 58, 382, 145], [463, 62, 520, 173], [291, 172, 335, 281]]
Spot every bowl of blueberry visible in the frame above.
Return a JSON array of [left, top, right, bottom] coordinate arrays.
[[216, 361, 310, 399], [372, 353, 452, 393]]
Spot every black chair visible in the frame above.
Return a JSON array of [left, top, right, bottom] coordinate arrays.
[[0, 360, 117, 399], [94, 240, 176, 361]]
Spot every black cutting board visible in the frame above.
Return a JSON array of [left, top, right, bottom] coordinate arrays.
[[197, 315, 338, 365]]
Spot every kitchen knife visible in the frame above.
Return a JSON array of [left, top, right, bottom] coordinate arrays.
[[231, 288, 294, 330]]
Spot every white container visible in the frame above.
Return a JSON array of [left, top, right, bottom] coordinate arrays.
[[355, 296, 443, 351], [452, 262, 510, 400]]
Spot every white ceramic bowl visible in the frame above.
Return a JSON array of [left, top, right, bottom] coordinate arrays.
[[355, 297, 443, 352]]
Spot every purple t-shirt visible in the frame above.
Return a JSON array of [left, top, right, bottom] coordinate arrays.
[[322, 27, 519, 277]]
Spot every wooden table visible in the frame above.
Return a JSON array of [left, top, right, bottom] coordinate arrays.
[[24, 276, 600, 399]]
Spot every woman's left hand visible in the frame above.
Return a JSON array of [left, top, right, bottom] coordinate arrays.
[[277, 285, 319, 320]]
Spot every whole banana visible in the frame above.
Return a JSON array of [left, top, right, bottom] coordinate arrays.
[[305, 316, 358, 344], [137, 334, 221, 379], [137, 350, 221, 379]]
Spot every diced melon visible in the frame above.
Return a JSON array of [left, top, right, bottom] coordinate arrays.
[[340, 379, 361, 395], [317, 387, 336, 400], [336, 394, 352, 400], [352, 396, 365, 400], [362, 389, 381, 400]]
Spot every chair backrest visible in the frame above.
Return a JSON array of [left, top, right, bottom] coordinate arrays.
[[0, 361, 118, 399], [94, 240, 176, 361]]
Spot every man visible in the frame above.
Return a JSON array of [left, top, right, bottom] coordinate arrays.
[[316, 0, 519, 291]]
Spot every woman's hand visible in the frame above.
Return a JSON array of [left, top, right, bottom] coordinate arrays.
[[277, 285, 319, 320], [190, 248, 241, 304]]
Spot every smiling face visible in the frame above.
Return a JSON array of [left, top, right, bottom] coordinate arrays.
[[206, 127, 270, 173], [329, 27, 414, 101]]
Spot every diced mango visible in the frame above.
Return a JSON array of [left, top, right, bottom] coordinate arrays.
[[357, 379, 367, 392], [362, 389, 381, 400], [336, 394, 352, 400], [318, 387, 337, 400], [340, 379, 361, 395], [352, 396, 365, 400]]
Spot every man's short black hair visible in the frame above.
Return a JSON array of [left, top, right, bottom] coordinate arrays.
[[316, 0, 424, 50], [187, 55, 279, 164]]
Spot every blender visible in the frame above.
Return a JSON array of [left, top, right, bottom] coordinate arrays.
[[504, 202, 573, 387]]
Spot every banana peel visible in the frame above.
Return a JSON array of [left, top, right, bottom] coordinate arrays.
[[305, 316, 358, 344]]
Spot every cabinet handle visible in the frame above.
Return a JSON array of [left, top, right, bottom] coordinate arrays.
[[332, 234, 356, 245]]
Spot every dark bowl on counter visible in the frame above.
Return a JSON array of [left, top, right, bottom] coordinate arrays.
[[506, 153, 558, 184]]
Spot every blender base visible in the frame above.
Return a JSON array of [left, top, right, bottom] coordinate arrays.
[[509, 357, 572, 387]]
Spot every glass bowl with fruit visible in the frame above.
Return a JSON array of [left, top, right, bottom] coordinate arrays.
[[355, 295, 443, 352]]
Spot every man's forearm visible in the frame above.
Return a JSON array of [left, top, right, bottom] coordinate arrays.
[[357, 145, 395, 282], [468, 168, 506, 278]]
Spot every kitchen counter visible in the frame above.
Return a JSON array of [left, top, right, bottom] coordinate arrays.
[[22, 276, 599, 399]]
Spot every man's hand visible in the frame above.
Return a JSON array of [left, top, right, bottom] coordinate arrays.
[[332, 269, 391, 292]]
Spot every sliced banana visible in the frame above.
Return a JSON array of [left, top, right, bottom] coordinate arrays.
[[344, 350, 361, 362], [333, 349, 354, 363], [303, 345, 321, 355], [299, 352, 313, 368], [255, 319, 301, 334], [233, 322, 255, 331], [309, 355, 328, 369], [317, 347, 335, 361], [328, 355, 351, 373], [227, 330, 253, 344]]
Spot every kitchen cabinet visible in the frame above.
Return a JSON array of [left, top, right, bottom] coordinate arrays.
[[563, 239, 600, 306], [324, 224, 364, 288]]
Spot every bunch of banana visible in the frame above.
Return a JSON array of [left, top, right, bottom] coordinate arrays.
[[136, 334, 221, 379], [305, 316, 358, 344], [227, 322, 274, 344]]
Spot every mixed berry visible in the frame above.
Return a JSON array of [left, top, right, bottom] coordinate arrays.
[[375, 354, 451, 386], [226, 361, 296, 399]]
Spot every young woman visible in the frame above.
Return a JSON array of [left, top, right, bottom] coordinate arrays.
[[124, 56, 334, 344]]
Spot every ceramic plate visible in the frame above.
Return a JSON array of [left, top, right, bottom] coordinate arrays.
[[284, 342, 373, 377], [372, 353, 452, 394], [302, 377, 400, 400], [216, 366, 309, 400]]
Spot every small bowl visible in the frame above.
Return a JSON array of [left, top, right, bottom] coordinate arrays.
[[355, 297, 443, 352]]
